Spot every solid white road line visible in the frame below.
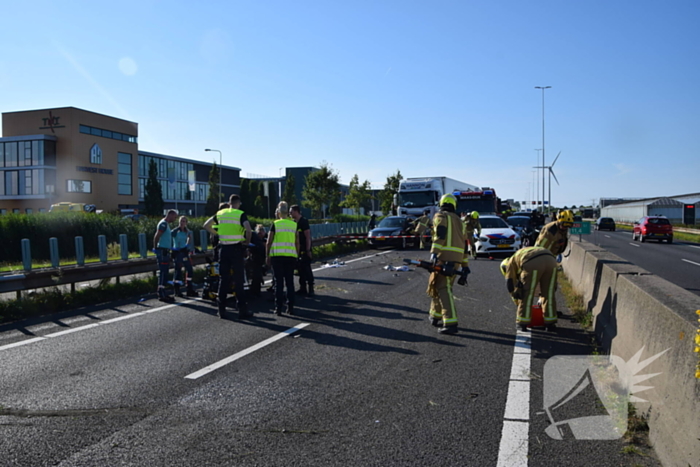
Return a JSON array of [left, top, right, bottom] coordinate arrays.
[[184, 323, 311, 380], [0, 301, 193, 352], [604, 235, 611, 238], [497, 328, 531, 467], [682, 258, 700, 266], [629, 243, 640, 247], [689, 245, 700, 250]]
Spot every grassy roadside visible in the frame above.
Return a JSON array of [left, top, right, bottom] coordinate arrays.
[[0, 240, 369, 326]]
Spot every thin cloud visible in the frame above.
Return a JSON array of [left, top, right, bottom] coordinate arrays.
[[614, 163, 633, 175], [384, 67, 392, 76]]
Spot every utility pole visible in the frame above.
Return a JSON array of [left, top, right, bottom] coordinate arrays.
[[535, 86, 551, 214]]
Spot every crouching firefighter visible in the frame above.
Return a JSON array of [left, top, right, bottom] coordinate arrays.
[[427, 193, 469, 335], [500, 246, 558, 332]]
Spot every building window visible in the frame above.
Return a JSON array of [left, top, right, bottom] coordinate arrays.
[[0, 142, 4, 168], [20, 141, 32, 167], [0, 209, 7, 215], [118, 152, 132, 195], [38, 208, 46, 213], [139, 178, 145, 199], [90, 144, 102, 164], [12, 208, 20, 214], [5, 171, 18, 195], [32, 140, 43, 165], [24, 170, 32, 195], [25, 208, 33, 214], [33, 169, 41, 195], [67, 179, 92, 193], [5, 142, 17, 167], [79, 124, 137, 144]]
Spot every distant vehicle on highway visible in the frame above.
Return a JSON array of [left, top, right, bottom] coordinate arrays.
[[595, 217, 616, 231], [49, 202, 96, 213], [633, 216, 673, 243], [368, 215, 416, 248], [475, 215, 521, 255]]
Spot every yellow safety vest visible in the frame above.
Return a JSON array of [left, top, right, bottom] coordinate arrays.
[[216, 208, 245, 244], [271, 218, 297, 257]]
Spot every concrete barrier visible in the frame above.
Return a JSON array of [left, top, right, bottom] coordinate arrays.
[[562, 239, 700, 467]]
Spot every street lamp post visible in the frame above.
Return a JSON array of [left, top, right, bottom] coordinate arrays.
[[534, 149, 542, 209], [535, 86, 551, 214], [205, 149, 222, 203]]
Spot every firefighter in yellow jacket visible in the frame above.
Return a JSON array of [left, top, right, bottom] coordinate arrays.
[[535, 210, 574, 256], [463, 211, 481, 259], [415, 210, 432, 250], [427, 194, 469, 334], [500, 246, 558, 331]]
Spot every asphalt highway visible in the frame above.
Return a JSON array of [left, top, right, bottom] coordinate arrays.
[[0, 248, 661, 466], [584, 228, 700, 296]]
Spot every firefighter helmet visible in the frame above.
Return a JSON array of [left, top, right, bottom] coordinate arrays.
[[557, 210, 574, 228], [500, 257, 510, 276], [471, 211, 479, 219], [440, 193, 457, 209]]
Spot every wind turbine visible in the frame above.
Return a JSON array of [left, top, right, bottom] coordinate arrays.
[[534, 151, 561, 213]]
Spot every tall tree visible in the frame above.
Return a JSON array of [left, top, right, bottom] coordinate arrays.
[[204, 162, 220, 216], [379, 169, 403, 214], [144, 159, 164, 216], [248, 180, 261, 217], [341, 174, 373, 216], [302, 162, 340, 218], [239, 178, 251, 208], [282, 174, 298, 206]]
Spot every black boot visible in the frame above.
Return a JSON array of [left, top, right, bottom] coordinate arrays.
[[429, 317, 442, 327], [186, 282, 199, 297], [438, 326, 458, 335], [159, 289, 174, 303], [174, 284, 184, 298], [307, 285, 315, 297], [286, 304, 294, 315]]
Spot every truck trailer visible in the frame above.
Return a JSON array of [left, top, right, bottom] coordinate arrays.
[[396, 177, 479, 217]]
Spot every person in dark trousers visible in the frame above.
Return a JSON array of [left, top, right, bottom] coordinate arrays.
[[247, 224, 267, 297], [153, 210, 178, 303], [290, 205, 314, 296], [204, 195, 253, 320], [266, 202, 300, 315], [367, 213, 377, 231], [171, 216, 198, 297]]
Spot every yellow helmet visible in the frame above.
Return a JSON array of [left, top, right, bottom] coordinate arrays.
[[440, 193, 457, 209], [557, 210, 574, 228], [471, 211, 479, 219], [500, 257, 510, 276]]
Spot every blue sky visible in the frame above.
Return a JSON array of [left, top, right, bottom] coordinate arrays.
[[2, 0, 698, 208]]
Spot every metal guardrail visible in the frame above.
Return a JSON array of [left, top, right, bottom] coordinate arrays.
[[0, 224, 370, 298]]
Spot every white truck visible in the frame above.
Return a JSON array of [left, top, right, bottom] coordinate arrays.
[[396, 177, 479, 218]]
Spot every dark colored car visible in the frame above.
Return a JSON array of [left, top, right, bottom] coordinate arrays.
[[506, 215, 539, 247], [368, 216, 417, 248], [633, 216, 673, 243], [595, 217, 616, 231]]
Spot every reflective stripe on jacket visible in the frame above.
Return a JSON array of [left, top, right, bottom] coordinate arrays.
[[535, 221, 568, 255], [216, 208, 245, 244], [431, 210, 467, 264], [271, 218, 297, 257]]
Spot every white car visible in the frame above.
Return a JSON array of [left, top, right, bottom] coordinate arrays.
[[474, 215, 521, 255]]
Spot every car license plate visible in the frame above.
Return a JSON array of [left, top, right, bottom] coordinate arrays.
[[497, 244, 510, 249]]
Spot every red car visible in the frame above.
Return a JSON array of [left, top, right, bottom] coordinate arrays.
[[632, 216, 673, 243]]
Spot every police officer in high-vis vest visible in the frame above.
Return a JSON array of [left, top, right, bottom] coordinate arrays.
[[428, 194, 469, 334], [266, 201, 300, 316], [205, 194, 253, 319], [500, 246, 558, 331]]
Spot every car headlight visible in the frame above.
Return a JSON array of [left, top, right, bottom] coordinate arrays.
[[393, 229, 402, 236], [479, 237, 488, 242]]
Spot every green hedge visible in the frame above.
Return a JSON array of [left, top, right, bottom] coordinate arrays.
[[0, 213, 212, 263]]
